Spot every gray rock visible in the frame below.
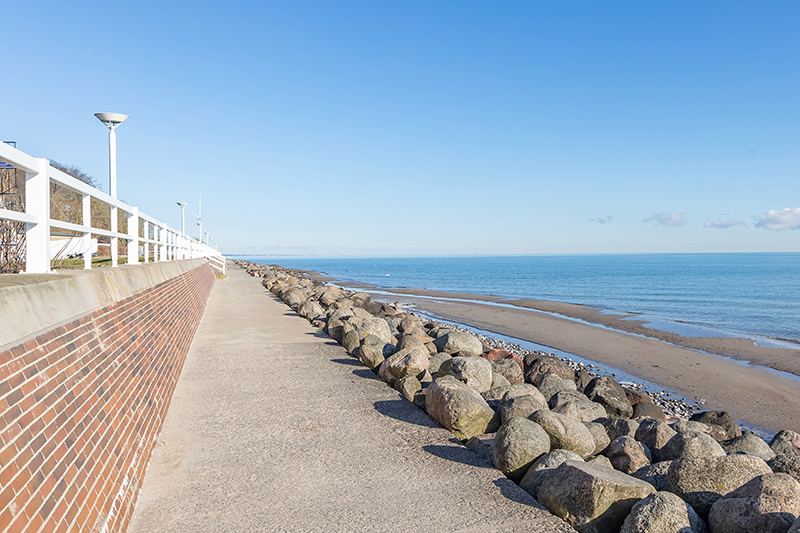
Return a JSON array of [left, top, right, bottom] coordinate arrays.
[[574, 368, 592, 392], [502, 383, 544, 403], [433, 331, 483, 357], [769, 453, 800, 484], [690, 410, 741, 441], [671, 420, 727, 441], [427, 352, 452, 375], [584, 421, 612, 456], [584, 376, 634, 419], [491, 373, 511, 389], [525, 356, 576, 386], [709, 473, 800, 533], [492, 417, 551, 482], [631, 461, 673, 492], [297, 299, 325, 319], [519, 449, 583, 498], [666, 454, 772, 519], [341, 325, 361, 353], [605, 436, 651, 474], [481, 385, 515, 403], [326, 317, 345, 343], [597, 417, 640, 442], [425, 376, 494, 440], [586, 455, 613, 469], [635, 418, 678, 463], [549, 390, 608, 422], [529, 410, 596, 459], [394, 375, 422, 402], [771, 430, 800, 456], [621, 491, 708, 533], [722, 431, 776, 461], [355, 342, 387, 371], [399, 316, 424, 332], [633, 401, 667, 421], [661, 430, 726, 461], [491, 358, 524, 385], [537, 373, 577, 402], [538, 461, 656, 533], [499, 392, 549, 424], [791, 516, 800, 533], [378, 345, 430, 386], [395, 334, 426, 352], [438, 356, 493, 393]]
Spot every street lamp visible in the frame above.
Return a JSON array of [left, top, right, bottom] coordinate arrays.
[[95, 112, 128, 268], [177, 202, 188, 234], [94, 113, 128, 198]]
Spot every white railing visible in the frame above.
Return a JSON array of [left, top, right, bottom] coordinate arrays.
[[0, 142, 226, 276]]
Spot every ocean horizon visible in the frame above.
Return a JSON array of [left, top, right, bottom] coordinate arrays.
[[232, 252, 800, 345]]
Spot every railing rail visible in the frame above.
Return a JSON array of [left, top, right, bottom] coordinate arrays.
[[0, 141, 225, 275]]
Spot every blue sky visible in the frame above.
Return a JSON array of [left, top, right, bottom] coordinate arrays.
[[3, 1, 799, 255]]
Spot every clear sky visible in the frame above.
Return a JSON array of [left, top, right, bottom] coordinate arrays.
[[3, 1, 799, 255]]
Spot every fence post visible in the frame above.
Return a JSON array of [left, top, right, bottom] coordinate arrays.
[[82, 194, 92, 269], [24, 158, 50, 273], [127, 208, 139, 265], [143, 221, 149, 263]]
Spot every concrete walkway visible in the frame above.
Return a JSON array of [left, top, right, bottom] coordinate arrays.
[[128, 266, 574, 533]]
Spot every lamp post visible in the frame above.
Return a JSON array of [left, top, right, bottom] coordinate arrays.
[[95, 112, 128, 267], [177, 202, 188, 234], [94, 113, 128, 198]]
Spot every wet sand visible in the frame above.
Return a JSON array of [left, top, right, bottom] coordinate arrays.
[[295, 268, 800, 433]]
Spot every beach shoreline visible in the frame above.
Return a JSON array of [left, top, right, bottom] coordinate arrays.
[[296, 268, 800, 434]]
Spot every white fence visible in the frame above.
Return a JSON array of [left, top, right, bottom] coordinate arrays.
[[0, 142, 226, 275]]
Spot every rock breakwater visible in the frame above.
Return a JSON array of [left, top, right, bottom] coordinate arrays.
[[236, 260, 800, 533]]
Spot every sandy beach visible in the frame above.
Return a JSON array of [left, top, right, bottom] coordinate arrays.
[[296, 269, 800, 434]]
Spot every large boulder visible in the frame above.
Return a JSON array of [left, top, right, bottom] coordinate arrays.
[[583, 376, 634, 419], [491, 358, 524, 385], [425, 376, 494, 440], [631, 461, 673, 492], [524, 356, 575, 386], [584, 421, 612, 456], [537, 373, 577, 402], [605, 436, 651, 474], [769, 454, 800, 484], [549, 390, 608, 422], [350, 316, 394, 344], [437, 356, 493, 393], [635, 418, 678, 463], [689, 410, 741, 441], [529, 410, 596, 459], [621, 491, 708, 533], [666, 454, 772, 519], [660, 430, 726, 461], [499, 392, 549, 424], [519, 449, 584, 498], [482, 348, 524, 371], [538, 461, 656, 533], [721, 432, 776, 461], [427, 352, 452, 375], [503, 383, 545, 403], [433, 331, 483, 357], [671, 420, 727, 442], [597, 417, 639, 443], [709, 473, 800, 533], [297, 299, 325, 319], [771, 430, 800, 456], [378, 345, 430, 386], [492, 417, 551, 482], [355, 341, 391, 371]]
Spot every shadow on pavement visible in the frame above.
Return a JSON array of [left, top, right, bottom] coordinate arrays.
[[373, 399, 440, 429], [422, 444, 495, 470]]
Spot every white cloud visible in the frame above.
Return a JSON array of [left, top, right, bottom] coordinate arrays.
[[643, 212, 686, 227], [590, 216, 613, 224], [755, 208, 800, 230], [704, 219, 744, 229]]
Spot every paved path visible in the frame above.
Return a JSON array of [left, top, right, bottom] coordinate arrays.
[[128, 266, 574, 532]]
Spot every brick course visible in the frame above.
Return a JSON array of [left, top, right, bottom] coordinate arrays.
[[0, 263, 214, 533]]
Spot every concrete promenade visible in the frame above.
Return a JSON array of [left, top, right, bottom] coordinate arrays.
[[128, 266, 574, 532]]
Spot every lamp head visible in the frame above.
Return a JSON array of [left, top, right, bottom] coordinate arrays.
[[95, 112, 128, 130]]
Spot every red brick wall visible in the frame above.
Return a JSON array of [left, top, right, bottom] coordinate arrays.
[[0, 263, 215, 533]]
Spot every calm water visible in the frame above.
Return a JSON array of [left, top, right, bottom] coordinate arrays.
[[236, 253, 800, 343]]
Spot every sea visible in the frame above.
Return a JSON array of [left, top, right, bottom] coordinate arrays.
[[235, 253, 800, 347]]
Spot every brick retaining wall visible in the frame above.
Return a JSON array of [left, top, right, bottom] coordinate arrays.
[[0, 262, 215, 533]]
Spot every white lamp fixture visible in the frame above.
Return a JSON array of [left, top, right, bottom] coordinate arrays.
[[94, 112, 128, 198]]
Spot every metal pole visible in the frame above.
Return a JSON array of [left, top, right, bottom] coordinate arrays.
[[109, 127, 117, 198]]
